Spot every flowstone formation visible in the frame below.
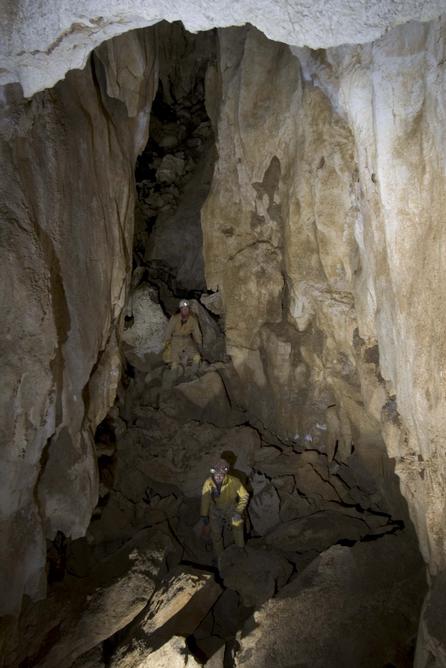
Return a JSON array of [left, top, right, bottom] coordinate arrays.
[[2, 5, 446, 667]]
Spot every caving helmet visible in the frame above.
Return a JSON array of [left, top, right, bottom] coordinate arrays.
[[210, 459, 229, 476], [179, 299, 189, 309]]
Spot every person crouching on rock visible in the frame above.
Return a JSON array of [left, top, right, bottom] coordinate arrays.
[[163, 299, 202, 379], [200, 459, 249, 556]]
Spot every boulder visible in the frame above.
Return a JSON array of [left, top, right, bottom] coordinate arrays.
[[156, 154, 185, 183], [195, 638, 225, 664], [205, 645, 225, 668], [71, 646, 105, 668], [278, 490, 315, 522], [4, 528, 175, 668], [110, 568, 222, 667], [219, 545, 293, 607], [160, 371, 244, 428], [121, 285, 167, 369], [212, 589, 252, 640], [200, 291, 224, 316], [248, 473, 281, 535], [234, 534, 426, 667], [118, 635, 201, 668], [264, 510, 369, 552]]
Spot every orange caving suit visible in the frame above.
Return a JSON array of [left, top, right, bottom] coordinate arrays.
[[200, 474, 249, 555], [164, 312, 202, 367]]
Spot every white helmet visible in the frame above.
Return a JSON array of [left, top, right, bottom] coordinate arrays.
[[179, 299, 189, 308]]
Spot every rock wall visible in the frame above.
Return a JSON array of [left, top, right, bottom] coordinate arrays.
[[202, 25, 393, 504], [0, 28, 158, 615], [2, 0, 445, 96], [298, 19, 446, 576], [201, 22, 446, 585]]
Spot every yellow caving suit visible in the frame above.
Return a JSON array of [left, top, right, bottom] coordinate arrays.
[[200, 474, 249, 556], [164, 312, 202, 367]]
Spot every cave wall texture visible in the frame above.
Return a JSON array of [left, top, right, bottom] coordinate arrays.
[[1, 1, 446, 663], [0, 28, 158, 615], [203, 19, 446, 572]]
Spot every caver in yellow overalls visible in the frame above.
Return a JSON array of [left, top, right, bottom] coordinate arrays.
[[164, 312, 202, 368], [200, 473, 249, 556]]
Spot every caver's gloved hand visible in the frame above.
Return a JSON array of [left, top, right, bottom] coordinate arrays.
[[162, 340, 172, 364], [231, 512, 242, 523], [200, 515, 210, 539]]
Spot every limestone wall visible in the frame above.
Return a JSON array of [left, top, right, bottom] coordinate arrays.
[[0, 28, 158, 615], [201, 22, 446, 581]]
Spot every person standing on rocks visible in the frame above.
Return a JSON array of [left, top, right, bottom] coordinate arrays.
[[200, 459, 249, 556], [163, 299, 202, 379]]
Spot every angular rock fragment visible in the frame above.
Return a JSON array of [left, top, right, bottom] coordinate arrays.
[[9, 528, 175, 668], [110, 567, 222, 667]]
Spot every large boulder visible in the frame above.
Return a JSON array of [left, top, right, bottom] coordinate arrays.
[[121, 284, 168, 369], [234, 534, 426, 667], [110, 567, 222, 667], [211, 589, 252, 641], [219, 545, 293, 608], [160, 370, 245, 428], [3, 528, 175, 668], [264, 510, 370, 553]]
